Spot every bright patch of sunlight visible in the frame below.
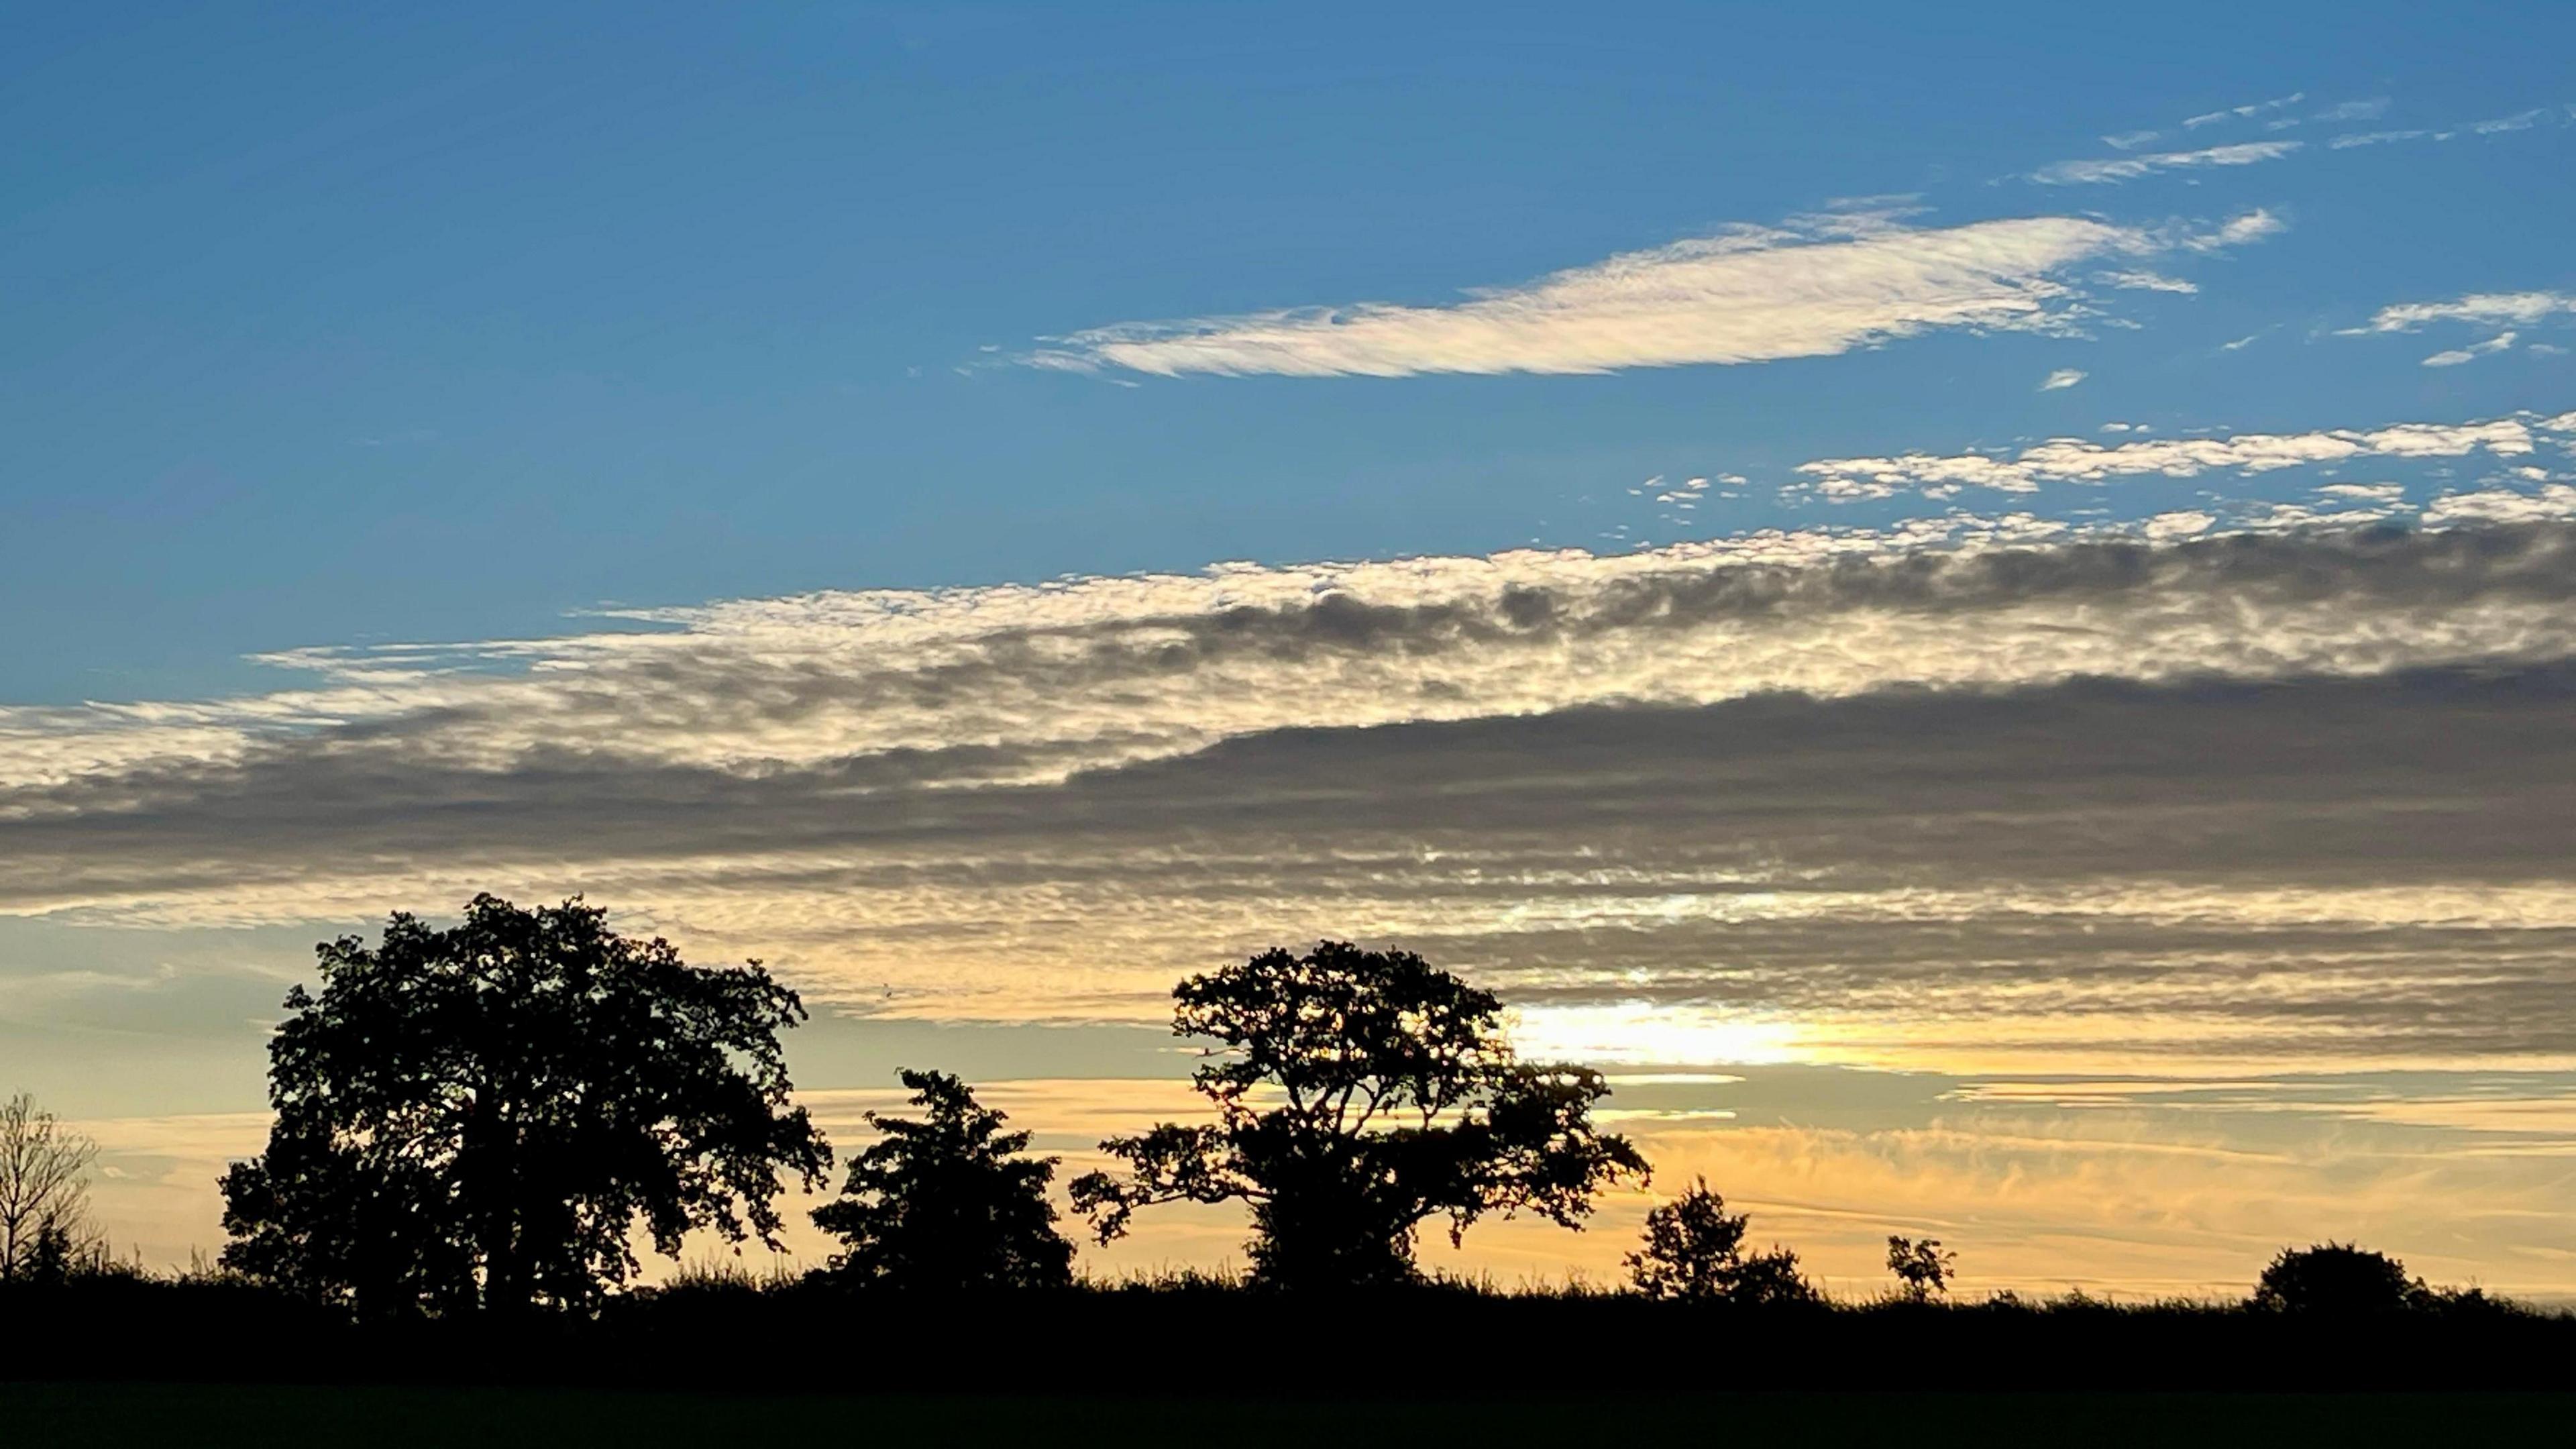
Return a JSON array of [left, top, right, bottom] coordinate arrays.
[[1511, 1002, 1810, 1066]]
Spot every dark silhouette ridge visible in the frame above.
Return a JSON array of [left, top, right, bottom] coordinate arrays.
[[1068, 941, 1648, 1288], [217, 895, 830, 1317], [809, 1069, 1075, 1291]]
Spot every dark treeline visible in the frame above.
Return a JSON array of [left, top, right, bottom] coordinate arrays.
[[5, 895, 2571, 1393]]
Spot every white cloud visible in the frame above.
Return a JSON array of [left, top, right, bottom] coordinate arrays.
[[2102, 129, 2163, 150], [2196, 209, 2286, 250], [2422, 484, 2576, 525], [2183, 93, 2305, 129], [2140, 509, 2214, 540], [1796, 411, 2554, 498], [2310, 98, 2390, 123], [2332, 105, 2563, 149], [2472, 108, 2549, 134], [2096, 270, 2198, 294], [2040, 368, 2088, 390], [2352, 290, 2576, 333], [2027, 140, 2302, 186], [2422, 333, 2518, 368], [2220, 334, 2260, 352], [1024, 212, 2259, 380]]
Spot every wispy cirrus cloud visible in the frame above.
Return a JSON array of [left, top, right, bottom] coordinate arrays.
[[1022, 211, 2259, 380], [1796, 410, 2560, 500], [2330, 105, 2568, 148], [2025, 140, 2302, 186], [2424, 333, 2519, 368], [2182, 92, 2306, 129], [2349, 290, 2576, 333], [2342, 289, 2576, 367], [2039, 368, 2088, 390]]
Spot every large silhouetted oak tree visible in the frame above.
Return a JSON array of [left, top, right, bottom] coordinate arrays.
[[219, 894, 830, 1317], [810, 1069, 1075, 1291], [1069, 942, 1648, 1288]]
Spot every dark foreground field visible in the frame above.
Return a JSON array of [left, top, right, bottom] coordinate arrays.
[[10, 1277, 2575, 1445], [11, 1383, 2576, 1448]]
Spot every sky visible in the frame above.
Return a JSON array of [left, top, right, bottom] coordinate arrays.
[[5, 1, 2576, 1299]]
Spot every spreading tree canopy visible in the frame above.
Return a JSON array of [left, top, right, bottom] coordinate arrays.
[[1070, 942, 1648, 1288], [810, 1069, 1075, 1291], [219, 894, 831, 1316]]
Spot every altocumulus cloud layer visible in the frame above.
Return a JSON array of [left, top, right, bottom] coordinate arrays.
[[10, 489, 2576, 1071]]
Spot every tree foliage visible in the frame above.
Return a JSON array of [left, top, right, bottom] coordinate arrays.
[[1886, 1235, 1956, 1302], [1625, 1177, 1817, 1305], [810, 1069, 1075, 1291], [2252, 1242, 2423, 1315], [218, 894, 831, 1316], [0, 1093, 102, 1283], [1069, 942, 1648, 1288]]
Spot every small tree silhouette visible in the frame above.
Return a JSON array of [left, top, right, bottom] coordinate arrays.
[[2251, 1242, 2421, 1314], [1886, 1235, 1955, 1302], [1625, 1177, 1817, 1305], [1071, 942, 1648, 1289], [0, 1093, 102, 1281], [810, 1070, 1075, 1291]]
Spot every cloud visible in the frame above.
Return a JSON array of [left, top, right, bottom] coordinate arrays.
[[2096, 270, 2198, 294], [2331, 105, 2566, 149], [2102, 129, 2162, 150], [2026, 140, 2302, 186], [2423, 333, 2518, 368], [2472, 108, 2550, 134], [2351, 290, 2576, 333], [2040, 368, 2088, 390], [1796, 409, 2553, 498], [2309, 98, 2391, 123], [2184, 209, 2286, 250], [1022, 213, 2237, 380], [2183, 93, 2306, 129]]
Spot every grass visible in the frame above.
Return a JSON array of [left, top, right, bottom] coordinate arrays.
[[10, 1383, 2576, 1448]]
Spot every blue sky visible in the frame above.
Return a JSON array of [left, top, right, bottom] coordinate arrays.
[[7, 1, 2572, 703], [10, 4, 2576, 1294]]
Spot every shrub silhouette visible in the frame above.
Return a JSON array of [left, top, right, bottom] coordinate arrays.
[[1070, 942, 1648, 1289], [810, 1069, 1075, 1291], [1625, 1177, 1817, 1305], [2251, 1242, 2421, 1314], [1886, 1235, 1955, 1302], [219, 894, 831, 1317]]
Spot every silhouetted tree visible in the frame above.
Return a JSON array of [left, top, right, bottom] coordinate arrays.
[[1070, 942, 1648, 1289], [810, 1069, 1075, 1291], [1625, 1177, 1818, 1305], [2251, 1242, 2422, 1314], [219, 894, 832, 1317], [1886, 1234, 1955, 1302], [0, 1093, 101, 1281]]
